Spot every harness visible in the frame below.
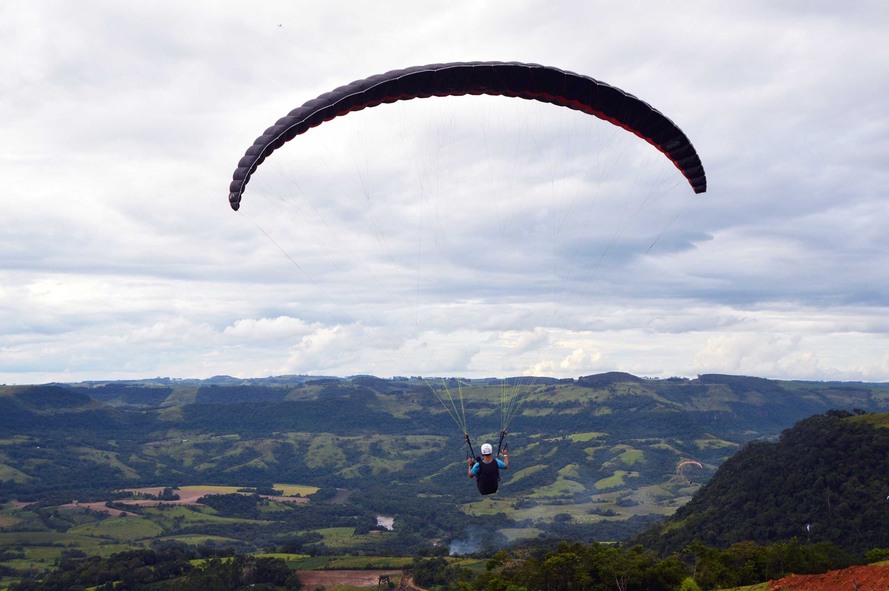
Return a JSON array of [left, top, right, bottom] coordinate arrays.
[[467, 430, 508, 495], [475, 458, 500, 495]]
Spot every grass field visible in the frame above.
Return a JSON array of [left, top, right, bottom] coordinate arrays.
[[0, 531, 103, 546], [499, 526, 544, 542], [594, 470, 639, 490], [116, 483, 316, 506], [0, 464, 31, 484], [567, 432, 607, 443], [68, 514, 164, 542], [273, 483, 319, 496], [288, 555, 413, 569], [154, 533, 242, 546], [138, 504, 270, 527], [312, 527, 396, 549], [528, 473, 587, 498]]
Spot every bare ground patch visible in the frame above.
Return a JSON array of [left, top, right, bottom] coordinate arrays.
[[769, 564, 889, 591], [298, 569, 402, 588]]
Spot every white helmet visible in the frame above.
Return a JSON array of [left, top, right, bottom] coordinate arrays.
[[480, 443, 493, 455]]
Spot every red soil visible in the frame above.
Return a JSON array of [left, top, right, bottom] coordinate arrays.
[[769, 564, 889, 591], [296, 571, 431, 591], [297, 569, 401, 588]]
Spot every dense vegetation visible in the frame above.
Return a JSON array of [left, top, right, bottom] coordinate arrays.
[[4, 374, 888, 504], [634, 410, 889, 554], [446, 538, 856, 591], [8, 546, 301, 591], [5, 536, 868, 591], [3, 373, 889, 589]]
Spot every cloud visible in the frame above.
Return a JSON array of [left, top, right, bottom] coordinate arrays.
[[1, 1, 888, 383], [224, 316, 318, 341]]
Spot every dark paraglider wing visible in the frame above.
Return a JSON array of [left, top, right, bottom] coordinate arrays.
[[228, 61, 707, 210]]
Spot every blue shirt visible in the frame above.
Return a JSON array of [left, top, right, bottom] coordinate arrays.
[[470, 458, 506, 475]]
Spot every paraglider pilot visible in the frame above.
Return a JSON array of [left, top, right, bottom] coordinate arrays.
[[468, 442, 508, 495]]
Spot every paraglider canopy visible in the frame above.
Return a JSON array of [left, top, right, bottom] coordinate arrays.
[[228, 61, 706, 210], [677, 460, 704, 470]]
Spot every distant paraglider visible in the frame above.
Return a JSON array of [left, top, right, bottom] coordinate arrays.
[[676, 460, 704, 484], [676, 460, 704, 471]]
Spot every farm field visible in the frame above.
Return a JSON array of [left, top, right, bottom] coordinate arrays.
[[0, 485, 322, 588], [54, 483, 314, 515], [3, 375, 889, 589]]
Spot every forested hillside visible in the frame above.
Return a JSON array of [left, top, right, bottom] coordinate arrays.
[[634, 410, 889, 554], [2, 373, 889, 547], [4, 374, 889, 590]]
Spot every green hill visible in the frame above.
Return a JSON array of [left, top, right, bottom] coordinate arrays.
[[2, 374, 889, 545], [5, 375, 889, 589], [633, 410, 889, 554]]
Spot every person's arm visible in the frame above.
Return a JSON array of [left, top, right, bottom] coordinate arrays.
[[467, 458, 477, 478], [501, 451, 509, 469]]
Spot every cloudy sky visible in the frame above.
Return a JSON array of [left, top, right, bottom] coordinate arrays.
[[2, 1, 888, 384]]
